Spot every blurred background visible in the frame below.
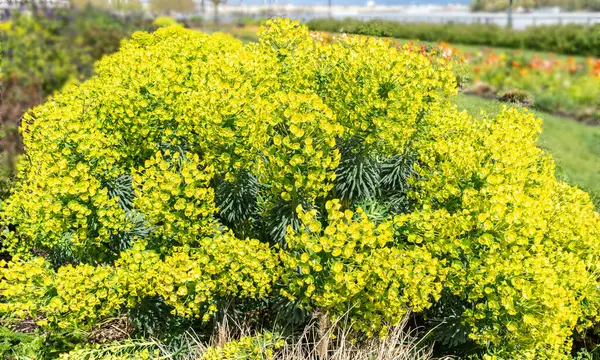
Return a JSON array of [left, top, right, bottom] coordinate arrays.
[[3, 0, 600, 27]]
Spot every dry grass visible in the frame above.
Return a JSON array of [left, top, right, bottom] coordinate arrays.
[[60, 312, 451, 359], [169, 313, 451, 360]]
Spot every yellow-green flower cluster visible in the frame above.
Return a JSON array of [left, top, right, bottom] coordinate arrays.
[[260, 92, 342, 202], [201, 332, 284, 360], [133, 151, 217, 247], [281, 199, 447, 336], [59, 341, 162, 360], [395, 106, 600, 358], [0, 232, 281, 328], [0, 256, 55, 320], [1, 156, 129, 260]]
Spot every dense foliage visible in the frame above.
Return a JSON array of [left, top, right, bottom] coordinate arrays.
[[0, 8, 152, 200], [307, 18, 600, 57], [1, 19, 600, 359]]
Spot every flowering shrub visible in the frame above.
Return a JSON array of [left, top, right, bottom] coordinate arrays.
[[202, 332, 284, 360], [58, 341, 164, 359], [1, 19, 599, 359], [152, 16, 179, 28], [396, 106, 600, 357], [0, 234, 280, 329], [281, 200, 447, 337], [0, 8, 153, 202]]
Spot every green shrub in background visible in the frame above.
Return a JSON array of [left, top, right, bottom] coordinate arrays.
[[188, 15, 205, 27], [471, 0, 600, 12], [0, 19, 599, 359], [152, 16, 179, 28], [306, 18, 600, 57], [0, 8, 152, 122]]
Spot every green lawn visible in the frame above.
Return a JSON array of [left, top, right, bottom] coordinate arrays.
[[454, 95, 600, 209]]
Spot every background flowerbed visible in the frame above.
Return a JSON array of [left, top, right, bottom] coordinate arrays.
[[307, 18, 600, 57]]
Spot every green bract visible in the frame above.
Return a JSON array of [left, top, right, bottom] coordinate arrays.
[[1, 19, 599, 359]]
